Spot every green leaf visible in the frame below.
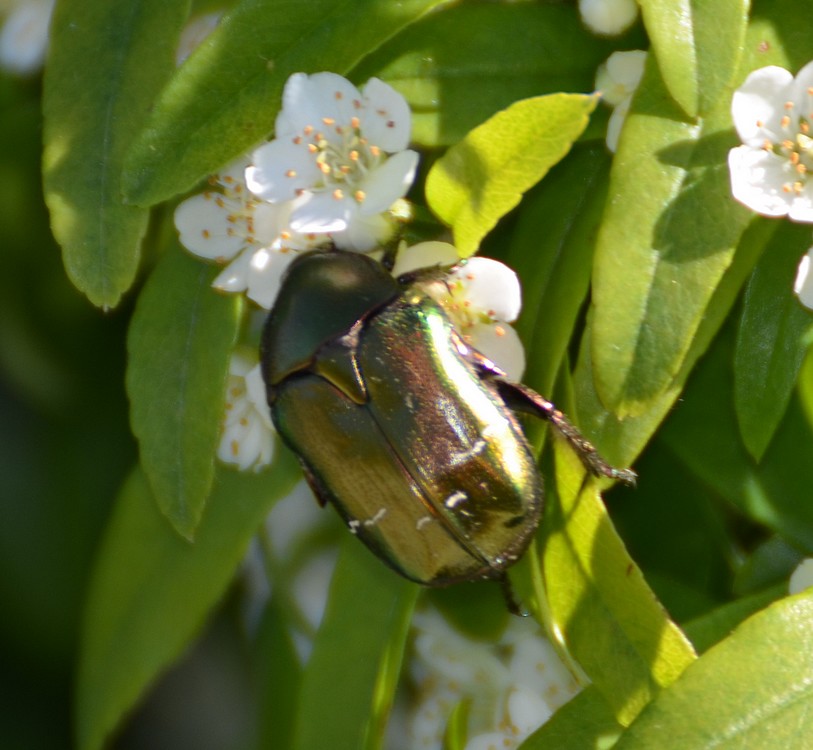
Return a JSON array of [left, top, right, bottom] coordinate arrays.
[[519, 687, 621, 750], [506, 144, 611, 407], [426, 94, 597, 257], [76, 459, 300, 750], [539, 439, 696, 726], [734, 222, 813, 461], [613, 591, 813, 749], [123, 0, 451, 206], [661, 318, 813, 552], [126, 246, 243, 538], [683, 585, 785, 653], [639, 0, 749, 118], [577, 214, 776, 470], [354, 2, 629, 147], [253, 598, 303, 750], [292, 536, 418, 750], [591, 51, 754, 419], [42, 0, 190, 308]]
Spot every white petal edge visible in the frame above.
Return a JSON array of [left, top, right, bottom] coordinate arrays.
[[450, 257, 522, 322], [360, 77, 412, 152], [728, 146, 793, 217], [731, 66, 793, 146], [358, 149, 419, 215], [794, 249, 813, 310], [174, 194, 245, 260], [392, 241, 460, 277], [246, 138, 322, 202]]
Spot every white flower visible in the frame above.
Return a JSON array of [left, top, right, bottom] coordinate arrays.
[[794, 247, 813, 309], [0, 0, 53, 75], [219, 349, 275, 472], [404, 609, 581, 750], [578, 0, 639, 37], [729, 63, 813, 221], [595, 50, 647, 153], [174, 157, 326, 309], [246, 72, 419, 252], [394, 242, 526, 380], [790, 558, 813, 594], [175, 11, 222, 66]]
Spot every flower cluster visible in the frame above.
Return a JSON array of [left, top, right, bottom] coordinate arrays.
[[728, 62, 813, 310], [402, 608, 580, 750], [217, 349, 275, 472]]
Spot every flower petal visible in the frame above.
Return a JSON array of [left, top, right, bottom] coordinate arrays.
[[212, 248, 253, 293], [359, 77, 412, 152], [358, 149, 419, 215], [449, 257, 522, 322], [731, 66, 794, 146], [245, 364, 273, 428], [245, 247, 297, 309], [391, 241, 460, 277], [290, 190, 353, 234], [728, 145, 793, 217], [174, 193, 245, 260], [468, 321, 526, 381], [332, 212, 393, 252], [276, 71, 361, 144], [246, 138, 322, 202], [794, 248, 813, 310]]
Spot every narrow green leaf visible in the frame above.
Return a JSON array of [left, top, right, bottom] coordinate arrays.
[[683, 585, 785, 654], [591, 50, 753, 419], [253, 598, 303, 750], [639, 0, 749, 118], [42, 0, 190, 307], [520, 687, 621, 750], [506, 144, 611, 407], [662, 321, 813, 552], [577, 214, 776, 470], [354, 2, 627, 147], [613, 591, 813, 749], [76, 459, 300, 750], [123, 0, 451, 206], [426, 94, 597, 257], [127, 246, 243, 538], [734, 222, 812, 461], [292, 536, 418, 750], [540, 439, 696, 726]]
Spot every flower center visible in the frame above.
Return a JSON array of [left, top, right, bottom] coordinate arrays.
[[766, 95, 813, 195], [302, 116, 383, 203], [429, 278, 494, 334]]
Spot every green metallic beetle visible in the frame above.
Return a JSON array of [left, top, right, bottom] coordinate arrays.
[[261, 249, 635, 588]]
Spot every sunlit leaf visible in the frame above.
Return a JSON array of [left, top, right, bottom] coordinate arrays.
[[519, 687, 621, 750], [426, 94, 596, 257], [613, 592, 813, 749], [639, 0, 749, 118], [591, 52, 753, 419], [539, 438, 696, 726]]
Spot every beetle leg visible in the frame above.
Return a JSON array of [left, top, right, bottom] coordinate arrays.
[[498, 573, 526, 617], [496, 380, 637, 486]]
